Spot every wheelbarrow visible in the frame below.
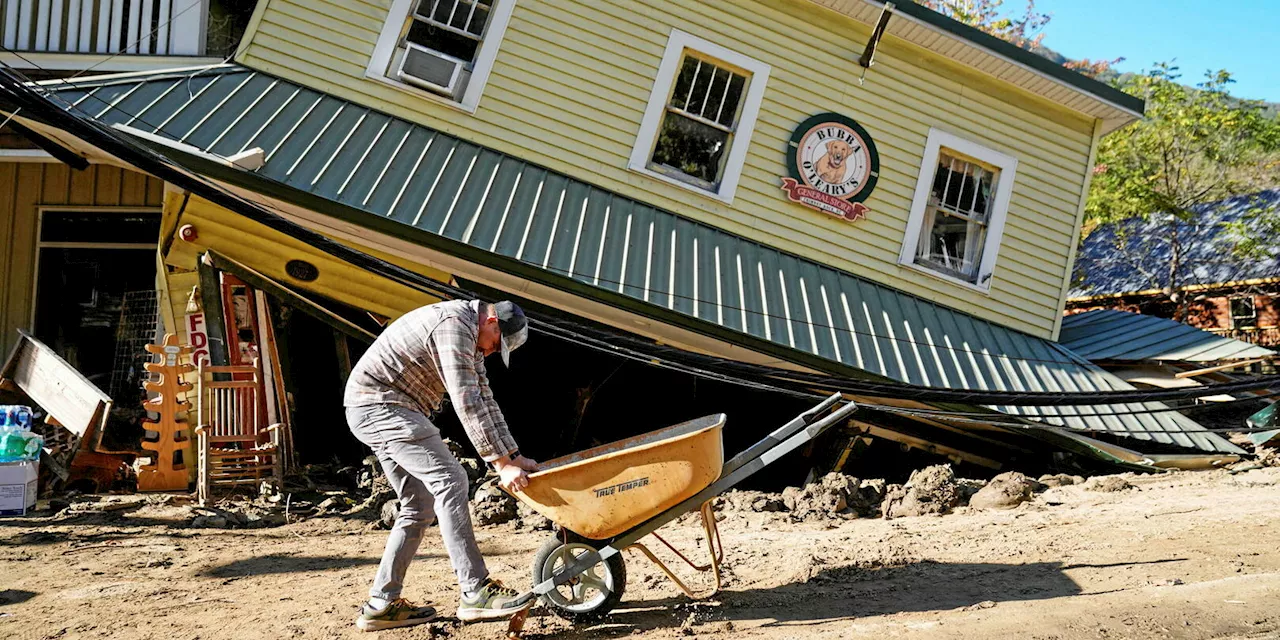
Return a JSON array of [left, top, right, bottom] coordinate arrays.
[[508, 393, 858, 625]]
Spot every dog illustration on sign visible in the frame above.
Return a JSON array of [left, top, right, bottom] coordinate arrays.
[[815, 139, 852, 184]]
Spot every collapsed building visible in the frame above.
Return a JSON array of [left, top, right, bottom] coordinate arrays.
[[0, 0, 1251, 498]]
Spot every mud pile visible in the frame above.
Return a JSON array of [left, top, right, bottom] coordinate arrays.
[[968, 472, 1044, 510], [881, 464, 965, 519]]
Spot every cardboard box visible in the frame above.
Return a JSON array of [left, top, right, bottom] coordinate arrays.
[[0, 460, 38, 516]]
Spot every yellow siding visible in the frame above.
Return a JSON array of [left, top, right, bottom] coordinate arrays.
[[161, 193, 449, 320], [0, 162, 165, 359], [237, 0, 1098, 339]]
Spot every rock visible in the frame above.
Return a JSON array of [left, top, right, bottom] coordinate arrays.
[[783, 473, 859, 520], [969, 472, 1041, 510], [1082, 475, 1134, 493], [849, 479, 886, 516], [472, 481, 518, 526], [882, 465, 962, 519], [315, 495, 355, 514], [380, 499, 401, 529], [955, 478, 987, 503], [191, 515, 229, 529], [716, 490, 787, 513], [1038, 473, 1082, 488]]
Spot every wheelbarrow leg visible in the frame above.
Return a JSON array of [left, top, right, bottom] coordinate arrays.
[[623, 500, 725, 599]]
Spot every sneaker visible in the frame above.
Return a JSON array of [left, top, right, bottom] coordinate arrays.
[[355, 598, 437, 631], [457, 578, 533, 622]]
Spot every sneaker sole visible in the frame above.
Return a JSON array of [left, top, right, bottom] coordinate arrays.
[[456, 601, 532, 623], [355, 613, 438, 632]]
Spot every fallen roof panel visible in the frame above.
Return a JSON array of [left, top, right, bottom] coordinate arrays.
[[1060, 309, 1275, 363], [22, 65, 1239, 455]]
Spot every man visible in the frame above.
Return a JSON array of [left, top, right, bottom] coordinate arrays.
[[344, 299, 538, 631]]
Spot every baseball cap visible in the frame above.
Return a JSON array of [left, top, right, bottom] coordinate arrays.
[[494, 300, 528, 367]]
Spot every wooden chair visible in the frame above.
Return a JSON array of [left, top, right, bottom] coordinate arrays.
[[195, 359, 283, 505]]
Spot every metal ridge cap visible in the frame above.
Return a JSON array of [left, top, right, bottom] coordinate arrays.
[[846, 0, 1144, 118], [32, 63, 240, 89]]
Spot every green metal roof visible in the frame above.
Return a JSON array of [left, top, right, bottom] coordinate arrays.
[[1061, 310, 1275, 363], [37, 65, 1234, 455]]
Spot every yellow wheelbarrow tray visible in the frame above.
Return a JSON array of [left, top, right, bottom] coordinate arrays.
[[510, 393, 859, 624]]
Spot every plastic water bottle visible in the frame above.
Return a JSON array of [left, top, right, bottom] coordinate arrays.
[[0, 405, 39, 462]]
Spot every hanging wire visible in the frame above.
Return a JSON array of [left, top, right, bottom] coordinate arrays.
[[6, 56, 1275, 376], [2, 59, 1279, 419]]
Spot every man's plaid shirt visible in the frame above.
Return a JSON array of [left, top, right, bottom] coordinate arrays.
[[344, 299, 518, 461]]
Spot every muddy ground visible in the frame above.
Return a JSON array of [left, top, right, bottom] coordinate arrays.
[[2, 467, 1280, 640]]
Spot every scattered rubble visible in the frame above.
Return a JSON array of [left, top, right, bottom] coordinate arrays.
[[716, 490, 786, 513], [968, 472, 1042, 510], [882, 465, 963, 519], [471, 479, 518, 526], [1083, 475, 1135, 493], [783, 473, 858, 520], [1039, 473, 1084, 488]]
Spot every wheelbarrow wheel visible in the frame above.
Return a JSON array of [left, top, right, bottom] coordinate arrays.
[[531, 532, 627, 624]]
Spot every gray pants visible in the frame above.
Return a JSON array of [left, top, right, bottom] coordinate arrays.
[[346, 404, 489, 599]]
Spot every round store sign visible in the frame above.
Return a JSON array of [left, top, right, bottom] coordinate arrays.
[[782, 112, 880, 222]]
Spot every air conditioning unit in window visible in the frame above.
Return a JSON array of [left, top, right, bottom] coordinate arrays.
[[397, 43, 466, 98]]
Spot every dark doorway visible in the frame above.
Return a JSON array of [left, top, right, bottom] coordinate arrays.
[[31, 210, 161, 387]]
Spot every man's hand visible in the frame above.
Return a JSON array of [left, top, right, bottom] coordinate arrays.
[[493, 454, 539, 493], [511, 455, 540, 472]]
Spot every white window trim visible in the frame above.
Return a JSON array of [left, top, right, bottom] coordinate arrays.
[[30, 206, 162, 328], [628, 29, 770, 205], [365, 0, 516, 114], [898, 128, 1018, 294]]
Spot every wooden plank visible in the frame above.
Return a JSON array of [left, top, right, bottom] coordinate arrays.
[[40, 161, 68, 204], [3, 0, 20, 50], [8, 164, 41, 339], [120, 167, 149, 205], [197, 254, 231, 366], [0, 163, 17, 351], [95, 0, 110, 51], [67, 159, 97, 205], [94, 163, 122, 203], [34, 0, 50, 50], [138, 0, 153, 54], [167, 0, 202, 55], [156, 0, 171, 55], [108, 0, 124, 53], [0, 330, 112, 438]]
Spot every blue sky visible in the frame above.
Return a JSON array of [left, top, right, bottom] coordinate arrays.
[[1037, 0, 1278, 102]]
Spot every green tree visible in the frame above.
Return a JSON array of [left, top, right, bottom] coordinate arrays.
[[1084, 64, 1280, 313]]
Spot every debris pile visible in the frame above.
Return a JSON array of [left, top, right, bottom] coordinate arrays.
[[881, 464, 963, 519], [711, 465, 1149, 523], [471, 479, 518, 526], [1039, 473, 1084, 487], [968, 472, 1043, 510], [1082, 475, 1134, 492]]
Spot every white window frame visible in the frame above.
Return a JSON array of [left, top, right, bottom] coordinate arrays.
[[898, 128, 1017, 293], [29, 206, 162, 327], [365, 0, 516, 114], [628, 29, 770, 205]]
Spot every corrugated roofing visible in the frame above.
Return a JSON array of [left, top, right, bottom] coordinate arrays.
[[1071, 189, 1280, 299], [35, 64, 1237, 454], [1060, 310, 1275, 362]]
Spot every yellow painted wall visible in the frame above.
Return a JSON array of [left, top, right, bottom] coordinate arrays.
[[237, 0, 1098, 339], [0, 161, 165, 359], [160, 192, 449, 320]]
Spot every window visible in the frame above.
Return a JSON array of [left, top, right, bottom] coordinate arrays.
[[1230, 296, 1257, 329], [899, 129, 1017, 291], [630, 30, 770, 203], [366, 0, 516, 112]]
